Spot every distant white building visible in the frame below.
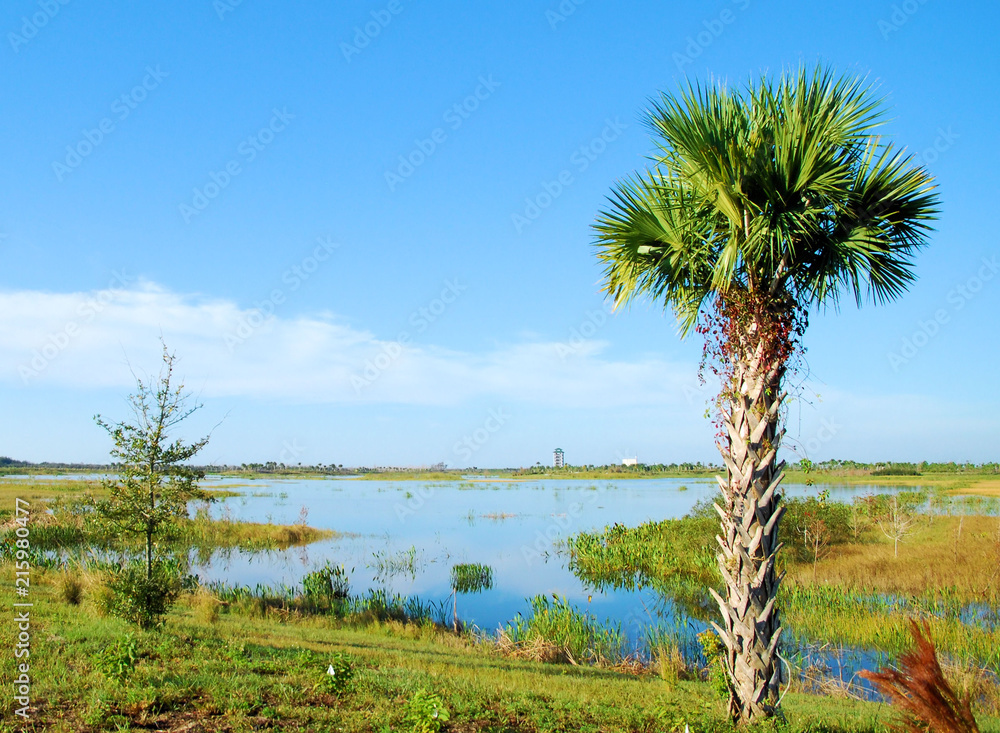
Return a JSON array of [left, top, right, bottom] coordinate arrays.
[[622, 457, 638, 467], [553, 448, 565, 468]]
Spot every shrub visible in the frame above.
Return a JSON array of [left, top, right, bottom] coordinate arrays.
[[321, 653, 354, 695], [102, 562, 181, 629], [96, 633, 141, 684], [406, 689, 450, 733], [873, 463, 922, 476], [698, 629, 730, 702], [783, 497, 853, 562]]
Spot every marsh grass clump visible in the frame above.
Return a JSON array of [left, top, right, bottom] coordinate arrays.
[[499, 594, 626, 666], [302, 561, 351, 609], [189, 586, 222, 624], [57, 570, 84, 605], [653, 638, 688, 686], [450, 563, 493, 595], [370, 545, 422, 581], [205, 581, 444, 629]]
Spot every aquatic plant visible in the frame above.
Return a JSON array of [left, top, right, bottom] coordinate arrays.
[[369, 545, 422, 581], [449, 563, 493, 631], [499, 594, 626, 665]]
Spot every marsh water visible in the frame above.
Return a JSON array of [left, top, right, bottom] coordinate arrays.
[[22, 473, 988, 692], [186, 476, 914, 681]]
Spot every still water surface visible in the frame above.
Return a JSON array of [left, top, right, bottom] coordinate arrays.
[[194, 476, 888, 651]]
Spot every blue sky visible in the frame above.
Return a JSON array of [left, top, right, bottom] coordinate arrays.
[[1, 0, 997, 467]]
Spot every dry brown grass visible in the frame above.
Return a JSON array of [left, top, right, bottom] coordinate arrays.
[[188, 587, 222, 624], [785, 515, 1000, 602], [495, 630, 579, 665], [948, 480, 1000, 498]]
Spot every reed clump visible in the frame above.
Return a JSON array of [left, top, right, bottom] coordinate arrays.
[[56, 570, 84, 605], [497, 594, 626, 666], [188, 587, 222, 624]]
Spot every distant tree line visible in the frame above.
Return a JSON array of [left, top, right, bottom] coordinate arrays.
[[789, 459, 999, 475]]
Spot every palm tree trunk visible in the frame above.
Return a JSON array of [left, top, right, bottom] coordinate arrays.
[[710, 347, 786, 725]]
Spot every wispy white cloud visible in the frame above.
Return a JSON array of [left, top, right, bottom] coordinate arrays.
[[0, 282, 699, 408]]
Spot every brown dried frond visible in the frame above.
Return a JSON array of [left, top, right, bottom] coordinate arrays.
[[859, 620, 980, 733]]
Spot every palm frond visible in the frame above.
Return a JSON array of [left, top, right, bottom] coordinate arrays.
[[593, 64, 940, 329]]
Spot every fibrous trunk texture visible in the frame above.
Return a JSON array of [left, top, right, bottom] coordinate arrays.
[[710, 336, 786, 724]]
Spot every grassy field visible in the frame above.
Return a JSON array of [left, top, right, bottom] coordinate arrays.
[[0, 479, 335, 554], [5, 571, 991, 733], [0, 478, 241, 513]]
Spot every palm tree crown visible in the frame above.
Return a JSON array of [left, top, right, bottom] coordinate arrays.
[[595, 66, 939, 332]]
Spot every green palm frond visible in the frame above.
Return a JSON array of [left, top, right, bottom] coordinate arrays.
[[594, 64, 940, 333]]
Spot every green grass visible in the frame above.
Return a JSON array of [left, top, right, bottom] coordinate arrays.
[[0, 478, 241, 515], [6, 571, 994, 733]]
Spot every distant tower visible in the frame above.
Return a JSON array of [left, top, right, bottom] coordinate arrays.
[[553, 448, 565, 468]]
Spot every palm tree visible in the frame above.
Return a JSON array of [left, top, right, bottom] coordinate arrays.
[[593, 66, 938, 724]]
